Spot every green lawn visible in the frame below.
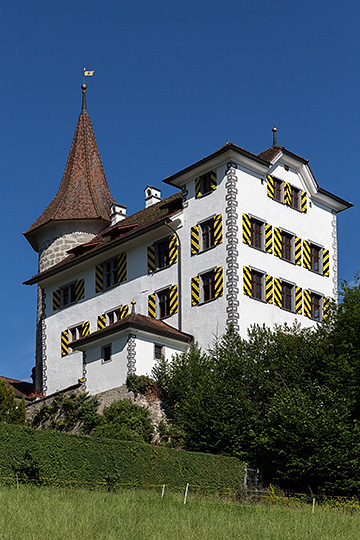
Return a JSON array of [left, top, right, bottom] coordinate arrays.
[[0, 486, 359, 540]]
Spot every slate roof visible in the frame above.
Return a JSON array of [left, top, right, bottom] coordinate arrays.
[[24, 90, 115, 249], [71, 312, 194, 348]]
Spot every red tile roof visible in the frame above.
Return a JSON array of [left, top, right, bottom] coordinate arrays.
[[71, 312, 194, 348], [24, 103, 115, 248], [0, 376, 34, 400]]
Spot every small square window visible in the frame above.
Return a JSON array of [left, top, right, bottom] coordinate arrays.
[[102, 344, 112, 363], [154, 344, 164, 360]]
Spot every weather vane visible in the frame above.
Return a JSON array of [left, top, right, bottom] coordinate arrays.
[[83, 68, 95, 84]]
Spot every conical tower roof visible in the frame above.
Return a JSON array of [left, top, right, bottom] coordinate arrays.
[[24, 85, 115, 250]]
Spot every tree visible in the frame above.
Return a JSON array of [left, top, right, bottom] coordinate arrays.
[[0, 379, 26, 425]]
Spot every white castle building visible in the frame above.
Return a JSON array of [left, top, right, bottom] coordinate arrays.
[[24, 86, 352, 396]]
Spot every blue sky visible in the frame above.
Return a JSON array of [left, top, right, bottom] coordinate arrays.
[[1, 1, 359, 381]]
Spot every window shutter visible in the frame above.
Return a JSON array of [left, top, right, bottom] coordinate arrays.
[[97, 314, 106, 330], [265, 275, 273, 304], [210, 170, 217, 191], [75, 279, 85, 301], [147, 244, 155, 274], [117, 253, 127, 283], [191, 225, 200, 255], [148, 293, 156, 318], [322, 248, 329, 277], [301, 191, 307, 213], [303, 240, 310, 269], [274, 278, 282, 307], [295, 237, 302, 266], [273, 227, 282, 257], [323, 297, 330, 320], [265, 224, 273, 254], [214, 214, 222, 246], [243, 266, 252, 296], [169, 235, 178, 265], [284, 182, 291, 205], [53, 289, 61, 311], [61, 330, 69, 357], [214, 267, 223, 298], [120, 304, 129, 319], [191, 276, 200, 306], [82, 321, 90, 337], [267, 175, 274, 199], [303, 289, 311, 317], [242, 214, 251, 245], [95, 264, 103, 293], [295, 287, 302, 315], [170, 285, 178, 314], [195, 177, 201, 198]]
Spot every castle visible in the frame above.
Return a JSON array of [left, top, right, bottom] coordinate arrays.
[[24, 85, 352, 396]]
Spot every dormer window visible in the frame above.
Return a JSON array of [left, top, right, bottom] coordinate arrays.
[[195, 170, 217, 198]]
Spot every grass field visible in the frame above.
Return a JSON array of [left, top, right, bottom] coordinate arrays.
[[0, 486, 359, 540]]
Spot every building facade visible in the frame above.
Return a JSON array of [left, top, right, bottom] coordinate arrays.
[[24, 88, 352, 396]]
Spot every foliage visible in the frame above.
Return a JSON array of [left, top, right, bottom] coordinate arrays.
[[126, 373, 159, 398], [0, 380, 26, 425], [152, 275, 360, 494], [0, 423, 244, 492], [13, 450, 41, 485], [31, 392, 100, 434], [92, 399, 154, 443]]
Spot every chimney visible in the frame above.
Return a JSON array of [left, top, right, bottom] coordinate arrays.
[[110, 204, 127, 225], [144, 185, 162, 208]]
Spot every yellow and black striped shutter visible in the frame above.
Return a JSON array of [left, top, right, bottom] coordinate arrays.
[[169, 235, 178, 265], [284, 183, 291, 205], [267, 175, 274, 199], [95, 264, 103, 293], [274, 227, 282, 257], [120, 304, 129, 319], [265, 224, 273, 254], [53, 289, 61, 311], [243, 266, 252, 296], [148, 293, 156, 318], [274, 278, 282, 307], [195, 177, 202, 198], [301, 191, 307, 213], [61, 330, 69, 357], [191, 276, 200, 306], [117, 253, 127, 283], [214, 214, 222, 246], [75, 279, 85, 301], [265, 275, 273, 304], [147, 244, 156, 274], [322, 248, 329, 277], [210, 170, 217, 191], [170, 285, 178, 314], [191, 225, 200, 255], [323, 297, 330, 320], [295, 237, 302, 266], [295, 287, 302, 315], [242, 214, 251, 245], [303, 289, 311, 317], [214, 267, 223, 298], [303, 240, 310, 269], [82, 321, 90, 337], [97, 314, 106, 330]]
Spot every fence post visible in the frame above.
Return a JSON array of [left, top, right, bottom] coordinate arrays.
[[184, 483, 189, 505], [312, 498, 315, 513], [16, 474, 19, 489], [161, 484, 165, 498], [244, 465, 247, 490]]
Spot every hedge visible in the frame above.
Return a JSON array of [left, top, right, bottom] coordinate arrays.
[[0, 424, 244, 490]]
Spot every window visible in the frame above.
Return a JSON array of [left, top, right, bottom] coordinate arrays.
[[274, 179, 282, 202], [202, 220, 215, 250], [290, 187, 300, 210], [61, 283, 77, 306], [251, 219, 263, 249], [251, 271, 263, 300], [310, 244, 321, 273], [53, 279, 85, 311], [102, 344, 112, 363], [281, 232, 293, 262], [281, 282, 293, 311], [103, 258, 118, 289], [202, 271, 215, 302], [157, 239, 171, 269], [195, 170, 217, 198], [69, 324, 83, 343], [154, 344, 164, 360], [311, 293, 321, 321], [107, 308, 121, 325], [158, 288, 171, 319], [148, 236, 177, 273]]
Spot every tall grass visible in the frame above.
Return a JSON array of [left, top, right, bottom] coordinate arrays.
[[0, 486, 359, 540]]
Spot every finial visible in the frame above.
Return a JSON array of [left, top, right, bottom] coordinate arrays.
[[131, 299, 136, 314], [81, 84, 87, 112], [272, 122, 278, 147]]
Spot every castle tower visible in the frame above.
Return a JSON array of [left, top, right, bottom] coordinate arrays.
[[24, 84, 116, 391]]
